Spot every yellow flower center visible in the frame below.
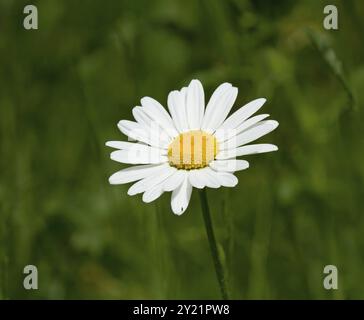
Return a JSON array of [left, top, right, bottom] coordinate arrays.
[[168, 130, 219, 170]]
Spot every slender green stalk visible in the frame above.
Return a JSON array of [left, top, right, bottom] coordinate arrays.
[[199, 189, 229, 300]]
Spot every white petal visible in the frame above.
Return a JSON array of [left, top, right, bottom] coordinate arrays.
[[215, 114, 270, 142], [202, 84, 238, 132], [142, 184, 164, 203], [220, 120, 279, 150], [214, 172, 238, 187], [163, 170, 186, 192], [188, 170, 205, 189], [141, 97, 178, 138], [171, 173, 192, 215], [180, 87, 189, 132], [148, 124, 172, 148], [133, 107, 172, 145], [106, 141, 134, 149], [216, 144, 278, 159], [118, 120, 170, 149], [118, 120, 148, 141], [198, 167, 220, 188], [201, 83, 232, 131], [186, 79, 205, 130], [167, 91, 183, 132], [168, 88, 189, 133], [106, 141, 167, 155], [235, 114, 270, 135], [218, 98, 267, 130], [132, 106, 152, 128], [108, 163, 168, 185], [128, 166, 176, 196], [210, 159, 249, 172], [110, 149, 168, 165]]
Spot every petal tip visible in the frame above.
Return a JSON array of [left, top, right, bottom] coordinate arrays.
[[127, 189, 136, 196], [110, 151, 119, 161], [190, 78, 199, 84], [108, 176, 115, 185], [268, 120, 279, 129], [142, 195, 151, 203], [173, 206, 186, 216], [253, 98, 267, 108], [140, 96, 154, 106]]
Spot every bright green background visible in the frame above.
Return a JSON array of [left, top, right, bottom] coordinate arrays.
[[1, 0, 363, 299]]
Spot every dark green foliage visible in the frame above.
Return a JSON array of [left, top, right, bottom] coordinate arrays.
[[0, 0, 363, 299]]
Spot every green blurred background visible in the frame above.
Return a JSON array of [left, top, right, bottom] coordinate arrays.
[[1, 0, 363, 299]]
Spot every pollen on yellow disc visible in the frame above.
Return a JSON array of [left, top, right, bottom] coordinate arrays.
[[168, 130, 219, 170]]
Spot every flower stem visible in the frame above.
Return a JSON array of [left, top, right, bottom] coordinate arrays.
[[199, 189, 229, 300]]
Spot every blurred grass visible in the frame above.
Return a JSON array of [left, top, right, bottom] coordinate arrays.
[[0, 0, 364, 299]]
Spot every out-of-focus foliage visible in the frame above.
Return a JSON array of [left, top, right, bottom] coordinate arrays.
[[0, 0, 363, 299]]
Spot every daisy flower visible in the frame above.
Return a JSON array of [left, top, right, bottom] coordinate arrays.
[[106, 80, 278, 215]]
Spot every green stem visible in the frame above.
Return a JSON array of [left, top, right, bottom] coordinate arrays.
[[199, 189, 229, 300]]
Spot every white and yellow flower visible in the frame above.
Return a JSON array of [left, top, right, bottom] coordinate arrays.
[[106, 80, 278, 215]]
